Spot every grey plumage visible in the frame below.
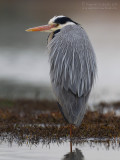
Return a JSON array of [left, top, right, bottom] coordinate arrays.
[[25, 16, 97, 128], [48, 25, 97, 126]]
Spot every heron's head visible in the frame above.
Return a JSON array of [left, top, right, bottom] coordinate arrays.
[[26, 15, 78, 33]]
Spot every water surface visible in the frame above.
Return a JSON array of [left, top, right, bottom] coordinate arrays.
[[0, 140, 120, 160]]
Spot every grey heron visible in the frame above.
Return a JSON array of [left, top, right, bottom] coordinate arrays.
[[26, 15, 97, 137]]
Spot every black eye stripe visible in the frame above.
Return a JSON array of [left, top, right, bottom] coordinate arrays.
[[54, 17, 78, 25]]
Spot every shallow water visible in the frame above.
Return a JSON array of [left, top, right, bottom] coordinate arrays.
[[0, 139, 120, 160]]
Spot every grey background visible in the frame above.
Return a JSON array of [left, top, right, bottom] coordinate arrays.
[[0, 0, 120, 103]]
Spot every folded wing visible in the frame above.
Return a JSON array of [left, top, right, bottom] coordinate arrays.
[[48, 25, 97, 126]]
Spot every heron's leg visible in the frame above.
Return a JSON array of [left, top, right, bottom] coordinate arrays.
[[70, 124, 72, 152]]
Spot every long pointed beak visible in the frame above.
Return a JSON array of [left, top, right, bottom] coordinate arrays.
[[25, 24, 56, 32]]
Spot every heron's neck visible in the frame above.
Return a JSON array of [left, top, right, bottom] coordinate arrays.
[[47, 29, 61, 44], [53, 29, 61, 38]]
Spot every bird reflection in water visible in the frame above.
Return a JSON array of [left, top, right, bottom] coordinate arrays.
[[62, 148, 84, 160], [70, 140, 72, 153]]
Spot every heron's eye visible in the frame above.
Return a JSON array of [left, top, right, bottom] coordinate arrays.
[[54, 23, 59, 27]]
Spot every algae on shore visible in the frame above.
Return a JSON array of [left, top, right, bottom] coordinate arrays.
[[0, 99, 120, 141]]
